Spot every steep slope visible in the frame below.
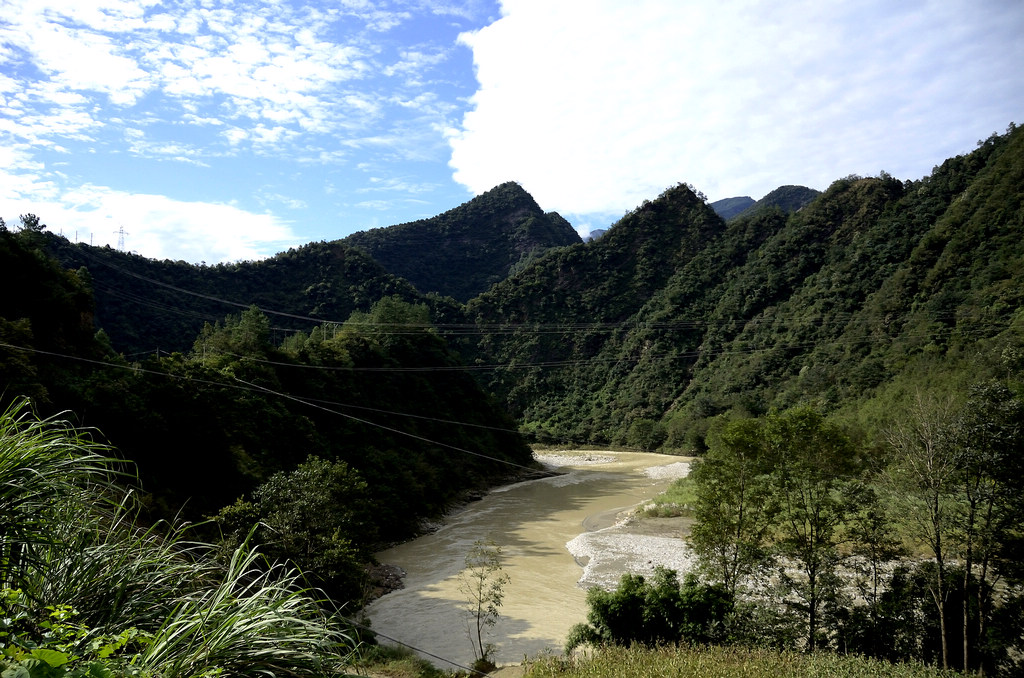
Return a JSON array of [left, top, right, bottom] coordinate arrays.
[[463, 183, 746, 423], [343, 182, 581, 302], [466, 126, 1024, 449], [742, 184, 821, 216], [710, 186, 818, 221], [3, 230, 533, 536], [0, 227, 103, 408]]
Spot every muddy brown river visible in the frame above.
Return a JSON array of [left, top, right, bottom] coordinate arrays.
[[363, 451, 694, 670]]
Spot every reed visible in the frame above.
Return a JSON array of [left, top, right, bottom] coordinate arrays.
[[0, 398, 356, 676]]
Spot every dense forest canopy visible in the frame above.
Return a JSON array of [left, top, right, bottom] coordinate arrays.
[[464, 124, 1024, 450], [343, 182, 582, 303]]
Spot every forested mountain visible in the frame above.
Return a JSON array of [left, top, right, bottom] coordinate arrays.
[[465, 125, 1024, 450], [741, 184, 821, 216], [4, 122, 1024, 634], [40, 181, 578, 357], [710, 185, 819, 221], [709, 195, 754, 219], [1, 225, 532, 555], [343, 181, 581, 302], [42, 236, 432, 358]]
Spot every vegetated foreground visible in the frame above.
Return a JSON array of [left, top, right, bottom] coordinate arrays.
[[521, 645, 962, 678]]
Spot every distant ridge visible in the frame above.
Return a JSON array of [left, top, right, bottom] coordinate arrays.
[[710, 196, 755, 219], [343, 182, 581, 302], [744, 184, 821, 216], [713, 185, 821, 221]]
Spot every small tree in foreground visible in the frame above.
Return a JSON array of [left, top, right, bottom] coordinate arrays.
[[457, 538, 510, 670]]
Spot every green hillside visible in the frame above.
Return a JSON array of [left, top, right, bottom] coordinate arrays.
[[43, 236, 430, 357], [710, 195, 755, 220], [343, 181, 581, 302], [1, 226, 533, 581], [4, 124, 1024, 672], [467, 125, 1024, 450]]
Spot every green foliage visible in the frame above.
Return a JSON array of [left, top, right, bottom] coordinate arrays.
[[682, 396, 1024, 673], [565, 567, 733, 652], [41, 234, 430, 358], [639, 476, 696, 518], [344, 182, 581, 302], [351, 644, 451, 678], [689, 417, 778, 596], [467, 125, 1024, 450], [2, 240, 534, 578], [625, 418, 666, 452], [457, 539, 510, 664], [766, 407, 865, 652], [216, 455, 376, 604], [526, 643, 964, 678], [0, 400, 355, 677]]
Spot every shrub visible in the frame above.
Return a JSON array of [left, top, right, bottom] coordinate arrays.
[[565, 567, 733, 652]]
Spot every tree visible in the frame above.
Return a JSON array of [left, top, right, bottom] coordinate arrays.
[[216, 455, 376, 605], [689, 417, 778, 597], [457, 539, 510, 669], [950, 381, 1024, 673], [766, 407, 863, 652], [844, 494, 907, 658], [17, 213, 44, 232], [627, 418, 666, 452], [884, 391, 961, 669]]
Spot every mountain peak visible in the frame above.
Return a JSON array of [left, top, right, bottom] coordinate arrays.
[[343, 183, 581, 301]]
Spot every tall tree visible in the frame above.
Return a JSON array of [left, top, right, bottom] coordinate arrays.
[[766, 407, 864, 652], [952, 381, 1024, 673], [690, 417, 778, 597], [884, 391, 961, 669]]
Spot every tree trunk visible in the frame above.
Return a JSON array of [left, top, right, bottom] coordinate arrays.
[[935, 515, 950, 670]]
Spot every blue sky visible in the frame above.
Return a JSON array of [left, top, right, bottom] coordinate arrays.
[[2, 0, 1022, 264]]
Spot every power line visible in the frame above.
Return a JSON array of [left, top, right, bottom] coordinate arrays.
[[343, 614, 487, 676], [0, 340, 562, 473], [234, 378, 550, 477]]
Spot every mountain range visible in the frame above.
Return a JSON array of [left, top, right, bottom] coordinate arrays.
[[3, 121, 1022, 525]]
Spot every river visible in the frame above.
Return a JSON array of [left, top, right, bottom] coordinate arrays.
[[363, 450, 695, 670]]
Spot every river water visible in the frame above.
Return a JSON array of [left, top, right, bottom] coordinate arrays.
[[363, 451, 693, 670]]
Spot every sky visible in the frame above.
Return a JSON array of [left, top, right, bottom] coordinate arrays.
[[1, 0, 1022, 264]]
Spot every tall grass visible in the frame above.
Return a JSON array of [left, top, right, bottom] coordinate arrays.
[[640, 476, 696, 518], [523, 645, 964, 678], [0, 398, 355, 676], [138, 539, 350, 677], [0, 399, 124, 590]]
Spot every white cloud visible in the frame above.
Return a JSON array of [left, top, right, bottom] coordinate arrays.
[[0, 172, 300, 263], [449, 0, 1024, 213]]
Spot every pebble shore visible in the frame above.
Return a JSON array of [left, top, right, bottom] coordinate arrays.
[[536, 452, 698, 590]]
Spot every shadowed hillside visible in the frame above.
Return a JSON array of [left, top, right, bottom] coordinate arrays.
[[343, 182, 581, 302]]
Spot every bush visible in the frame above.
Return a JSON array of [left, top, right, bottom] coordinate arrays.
[[565, 567, 733, 652]]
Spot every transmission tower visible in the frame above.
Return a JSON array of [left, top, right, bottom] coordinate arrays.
[[114, 226, 129, 251]]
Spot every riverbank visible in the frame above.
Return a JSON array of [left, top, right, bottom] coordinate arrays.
[[544, 453, 695, 590], [364, 449, 696, 669]]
